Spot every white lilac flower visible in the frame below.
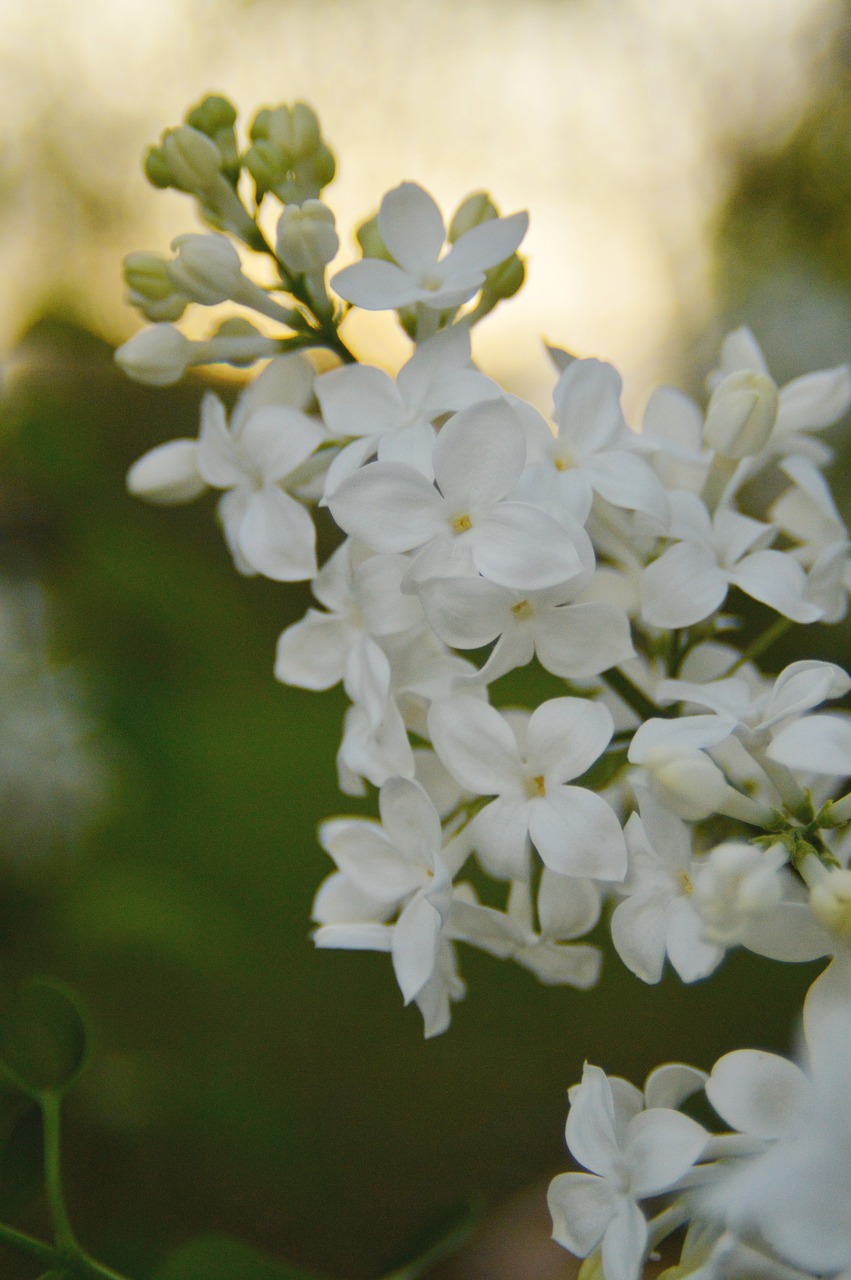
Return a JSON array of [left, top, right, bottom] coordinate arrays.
[[312, 776, 464, 1034], [316, 325, 500, 493], [656, 660, 851, 800], [198, 386, 325, 581], [335, 630, 478, 794], [448, 872, 603, 988], [610, 792, 724, 984], [548, 1064, 708, 1280], [512, 359, 671, 531], [417, 562, 634, 685], [641, 491, 821, 629], [274, 541, 424, 703], [702, 1008, 851, 1277], [126, 353, 323, 580], [327, 399, 587, 590], [428, 694, 627, 881], [331, 181, 528, 313]]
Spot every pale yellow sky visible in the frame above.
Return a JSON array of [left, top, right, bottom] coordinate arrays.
[[0, 0, 842, 409]]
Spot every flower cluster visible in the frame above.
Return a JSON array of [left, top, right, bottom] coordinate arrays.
[[120, 96, 851, 1280]]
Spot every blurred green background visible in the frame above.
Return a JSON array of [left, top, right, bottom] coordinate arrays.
[[0, 2, 850, 1278]]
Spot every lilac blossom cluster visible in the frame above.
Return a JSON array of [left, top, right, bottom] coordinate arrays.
[[119, 97, 851, 1280]]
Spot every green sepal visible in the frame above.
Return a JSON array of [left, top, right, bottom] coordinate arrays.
[[151, 1234, 325, 1280], [0, 977, 90, 1099]]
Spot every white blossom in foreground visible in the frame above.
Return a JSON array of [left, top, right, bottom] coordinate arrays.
[[548, 1064, 707, 1280], [702, 1008, 851, 1277], [312, 776, 463, 1036], [331, 181, 527, 313], [428, 695, 627, 881], [328, 398, 587, 589]]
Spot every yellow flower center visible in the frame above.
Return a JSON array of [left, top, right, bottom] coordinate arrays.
[[452, 513, 473, 534]]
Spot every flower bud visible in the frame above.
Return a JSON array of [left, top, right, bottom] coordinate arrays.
[[185, 94, 240, 184], [114, 325, 194, 386], [810, 867, 851, 941], [643, 746, 729, 820], [160, 125, 223, 194], [166, 233, 244, 305], [143, 145, 174, 190], [246, 105, 334, 203], [482, 253, 525, 303], [704, 369, 779, 459], [448, 191, 498, 243], [355, 213, 392, 261], [124, 252, 188, 322], [275, 201, 339, 274], [127, 440, 206, 504]]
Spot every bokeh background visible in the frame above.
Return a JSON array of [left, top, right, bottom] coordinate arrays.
[[0, 1, 850, 1277]]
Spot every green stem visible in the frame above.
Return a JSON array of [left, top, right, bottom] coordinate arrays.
[[0, 1221, 130, 1280], [726, 616, 794, 674], [601, 667, 671, 723], [0, 1221, 58, 1268], [41, 1093, 75, 1251]]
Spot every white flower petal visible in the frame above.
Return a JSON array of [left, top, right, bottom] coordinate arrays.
[[378, 181, 446, 275], [467, 796, 532, 879], [548, 1172, 617, 1256], [428, 696, 523, 795], [641, 542, 727, 628], [472, 504, 583, 589], [706, 1049, 807, 1139], [392, 894, 442, 1004], [536, 603, 635, 679], [729, 550, 822, 623], [440, 210, 528, 274], [529, 787, 627, 881], [331, 259, 422, 309], [527, 697, 614, 785], [238, 486, 317, 580], [328, 462, 443, 551], [626, 1109, 707, 1196], [274, 611, 352, 689], [768, 714, 851, 775], [433, 400, 526, 504], [602, 1199, 648, 1280], [378, 776, 442, 868]]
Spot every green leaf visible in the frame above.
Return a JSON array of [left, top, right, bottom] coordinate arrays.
[[376, 1197, 483, 1279], [151, 1235, 326, 1280], [0, 978, 90, 1097]]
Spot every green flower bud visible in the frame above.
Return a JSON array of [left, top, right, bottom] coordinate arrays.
[[356, 213, 392, 261], [124, 252, 175, 302], [244, 139, 284, 200], [124, 251, 188, 322], [161, 125, 223, 194], [311, 142, 336, 192], [186, 94, 237, 135], [449, 191, 498, 243], [185, 94, 240, 185], [144, 145, 173, 189], [483, 253, 525, 302], [247, 104, 334, 203], [290, 103, 322, 158]]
